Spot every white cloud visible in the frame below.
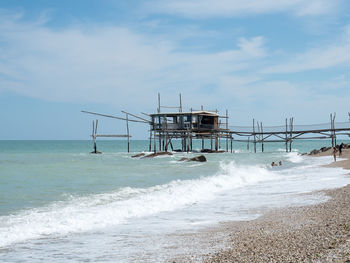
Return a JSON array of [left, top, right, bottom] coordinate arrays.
[[262, 25, 350, 74], [149, 0, 342, 18], [0, 14, 267, 108]]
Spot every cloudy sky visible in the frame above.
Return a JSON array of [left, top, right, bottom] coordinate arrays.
[[1, 0, 350, 139]]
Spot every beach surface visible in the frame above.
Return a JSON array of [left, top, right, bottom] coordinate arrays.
[[174, 148, 350, 263]]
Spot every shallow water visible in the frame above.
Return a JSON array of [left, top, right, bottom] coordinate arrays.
[[0, 140, 349, 262]]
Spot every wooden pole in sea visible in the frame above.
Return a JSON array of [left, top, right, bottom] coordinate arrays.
[[92, 120, 96, 153], [333, 113, 337, 146], [153, 124, 157, 153], [285, 118, 288, 152], [126, 113, 130, 153], [289, 117, 293, 152], [226, 109, 229, 152], [149, 125, 152, 152], [93, 119, 98, 153], [158, 116, 161, 152], [261, 122, 264, 153], [253, 119, 256, 153]]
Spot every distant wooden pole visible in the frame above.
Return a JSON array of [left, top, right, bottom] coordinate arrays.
[[158, 117, 161, 151], [153, 128, 157, 153], [230, 136, 233, 153], [92, 120, 97, 153], [247, 137, 250, 150], [158, 93, 161, 113], [253, 119, 256, 153], [333, 113, 337, 146], [165, 118, 168, 152], [330, 113, 334, 147], [285, 118, 288, 152], [126, 113, 130, 153], [179, 93, 182, 113], [261, 122, 264, 152], [149, 129, 152, 152], [226, 110, 229, 152], [289, 117, 293, 152], [94, 120, 98, 153], [190, 115, 193, 151], [211, 133, 213, 150]]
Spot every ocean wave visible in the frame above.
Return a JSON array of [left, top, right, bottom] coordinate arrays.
[[0, 161, 277, 248]]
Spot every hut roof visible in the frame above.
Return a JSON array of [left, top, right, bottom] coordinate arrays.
[[150, 111, 219, 117]]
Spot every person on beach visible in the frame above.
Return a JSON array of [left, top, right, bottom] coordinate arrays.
[[333, 147, 338, 162], [271, 162, 277, 167], [339, 143, 344, 157]]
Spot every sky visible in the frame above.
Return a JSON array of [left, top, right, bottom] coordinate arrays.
[[0, 0, 350, 139]]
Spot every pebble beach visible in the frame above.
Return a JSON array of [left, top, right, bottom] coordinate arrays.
[[175, 147, 350, 263], [204, 148, 350, 263]]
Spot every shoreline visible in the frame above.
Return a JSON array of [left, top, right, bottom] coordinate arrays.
[[171, 148, 350, 263]]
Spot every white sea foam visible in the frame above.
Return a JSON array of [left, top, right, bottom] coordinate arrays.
[[0, 161, 277, 248], [286, 152, 304, 163]]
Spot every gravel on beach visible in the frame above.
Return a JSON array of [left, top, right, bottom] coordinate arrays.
[[201, 148, 350, 263]]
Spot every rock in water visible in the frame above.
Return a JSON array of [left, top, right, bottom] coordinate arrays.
[[178, 155, 207, 162], [189, 155, 207, 162], [142, 152, 173, 158], [131, 153, 145, 158]]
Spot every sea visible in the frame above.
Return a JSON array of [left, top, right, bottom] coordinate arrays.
[[1, 139, 350, 262]]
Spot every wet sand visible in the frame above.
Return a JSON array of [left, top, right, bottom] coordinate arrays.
[[172, 148, 350, 263]]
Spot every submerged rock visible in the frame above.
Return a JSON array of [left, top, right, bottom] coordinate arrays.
[[190, 155, 207, 162], [131, 153, 145, 158], [142, 152, 173, 158], [178, 155, 207, 162]]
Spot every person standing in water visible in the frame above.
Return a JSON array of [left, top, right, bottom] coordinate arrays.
[[333, 147, 338, 162]]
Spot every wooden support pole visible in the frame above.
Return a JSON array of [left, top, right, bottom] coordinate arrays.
[[211, 133, 213, 150], [226, 109, 229, 152], [179, 93, 182, 113], [153, 126, 157, 153], [261, 122, 264, 152], [253, 119, 256, 153], [285, 118, 288, 152], [230, 136, 233, 153], [202, 138, 204, 150], [158, 93, 161, 113], [247, 137, 250, 150], [169, 138, 174, 151], [149, 128, 152, 152], [92, 120, 97, 153], [289, 117, 293, 152], [333, 113, 336, 146], [190, 115, 193, 151], [158, 116, 161, 151], [126, 113, 130, 153]]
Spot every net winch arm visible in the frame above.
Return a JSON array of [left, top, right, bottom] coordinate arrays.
[[81, 110, 149, 124]]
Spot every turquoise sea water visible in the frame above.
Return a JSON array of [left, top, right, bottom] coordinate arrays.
[[0, 139, 349, 262]]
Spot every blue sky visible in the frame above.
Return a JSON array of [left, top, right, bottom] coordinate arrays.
[[1, 0, 350, 139]]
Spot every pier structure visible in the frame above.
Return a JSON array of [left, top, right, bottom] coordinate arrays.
[[229, 113, 350, 153], [82, 95, 350, 153]]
